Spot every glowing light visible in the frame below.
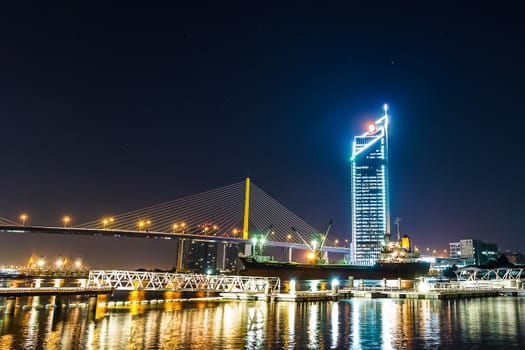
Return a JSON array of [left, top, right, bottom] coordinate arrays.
[[102, 217, 114, 229], [20, 214, 28, 225], [307, 252, 315, 260], [289, 279, 296, 294], [331, 279, 339, 287], [368, 123, 376, 133], [310, 280, 320, 292], [62, 216, 71, 228]]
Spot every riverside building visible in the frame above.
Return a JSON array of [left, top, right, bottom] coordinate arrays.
[[350, 105, 390, 265]]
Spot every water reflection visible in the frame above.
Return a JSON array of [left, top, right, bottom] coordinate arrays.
[[1, 297, 525, 349]]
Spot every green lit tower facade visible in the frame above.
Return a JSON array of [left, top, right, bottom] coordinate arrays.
[[350, 105, 390, 265]]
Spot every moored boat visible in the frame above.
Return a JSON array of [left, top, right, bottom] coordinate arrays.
[[239, 256, 430, 281], [239, 220, 430, 281]]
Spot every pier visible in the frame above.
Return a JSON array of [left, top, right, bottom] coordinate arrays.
[[0, 286, 113, 315]]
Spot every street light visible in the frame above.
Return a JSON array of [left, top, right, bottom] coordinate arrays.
[[20, 214, 28, 226], [138, 220, 151, 232], [37, 258, 45, 268], [74, 259, 82, 270], [55, 257, 64, 269], [63, 216, 71, 228], [102, 217, 114, 229]]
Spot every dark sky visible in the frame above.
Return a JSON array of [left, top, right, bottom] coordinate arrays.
[[1, 2, 524, 267]]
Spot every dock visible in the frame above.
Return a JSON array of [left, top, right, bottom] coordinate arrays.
[[221, 287, 524, 302], [0, 286, 114, 315]]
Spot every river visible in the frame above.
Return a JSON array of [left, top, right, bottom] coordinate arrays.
[[1, 296, 524, 349]]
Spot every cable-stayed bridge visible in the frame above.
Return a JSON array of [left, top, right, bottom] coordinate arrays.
[[0, 179, 348, 255]]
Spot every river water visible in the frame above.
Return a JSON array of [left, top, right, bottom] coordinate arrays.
[[1, 296, 524, 349]]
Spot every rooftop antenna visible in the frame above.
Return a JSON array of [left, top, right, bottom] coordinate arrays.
[[383, 103, 388, 116], [394, 217, 402, 242]]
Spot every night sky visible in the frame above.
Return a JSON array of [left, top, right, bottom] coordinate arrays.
[[1, 3, 524, 268]]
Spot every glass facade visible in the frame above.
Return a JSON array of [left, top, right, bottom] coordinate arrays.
[[351, 108, 390, 265]]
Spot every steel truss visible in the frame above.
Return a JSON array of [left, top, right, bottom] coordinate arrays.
[[455, 267, 525, 281], [88, 270, 280, 293]]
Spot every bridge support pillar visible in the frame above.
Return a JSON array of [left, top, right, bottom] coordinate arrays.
[[53, 279, 63, 288], [348, 276, 354, 289], [34, 279, 43, 288], [54, 296, 63, 310], [288, 247, 293, 263], [4, 297, 16, 315], [176, 238, 185, 272]]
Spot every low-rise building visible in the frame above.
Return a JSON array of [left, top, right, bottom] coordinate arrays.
[[448, 239, 497, 265]]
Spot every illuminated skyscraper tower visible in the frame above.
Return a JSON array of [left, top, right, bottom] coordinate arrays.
[[350, 105, 390, 265]]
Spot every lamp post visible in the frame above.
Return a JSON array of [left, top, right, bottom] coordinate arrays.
[[63, 216, 71, 228], [20, 214, 28, 226], [37, 258, 45, 269], [102, 217, 114, 229], [138, 220, 151, 232], [55, 258, 64, 270]]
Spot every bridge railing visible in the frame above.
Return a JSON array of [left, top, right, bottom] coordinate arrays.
[[88, 270, 280, 293]]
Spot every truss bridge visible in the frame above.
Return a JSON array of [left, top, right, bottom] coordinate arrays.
[[88, 270, 281, 293]]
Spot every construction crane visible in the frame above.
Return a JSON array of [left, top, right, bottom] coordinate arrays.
[[291, 220, 332, 264]]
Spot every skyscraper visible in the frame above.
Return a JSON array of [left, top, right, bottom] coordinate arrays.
[[350, 105, 390, 265]]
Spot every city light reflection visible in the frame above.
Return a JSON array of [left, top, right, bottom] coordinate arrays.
[[1, 297, 525, 348], [331, 302, 339, 349]]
